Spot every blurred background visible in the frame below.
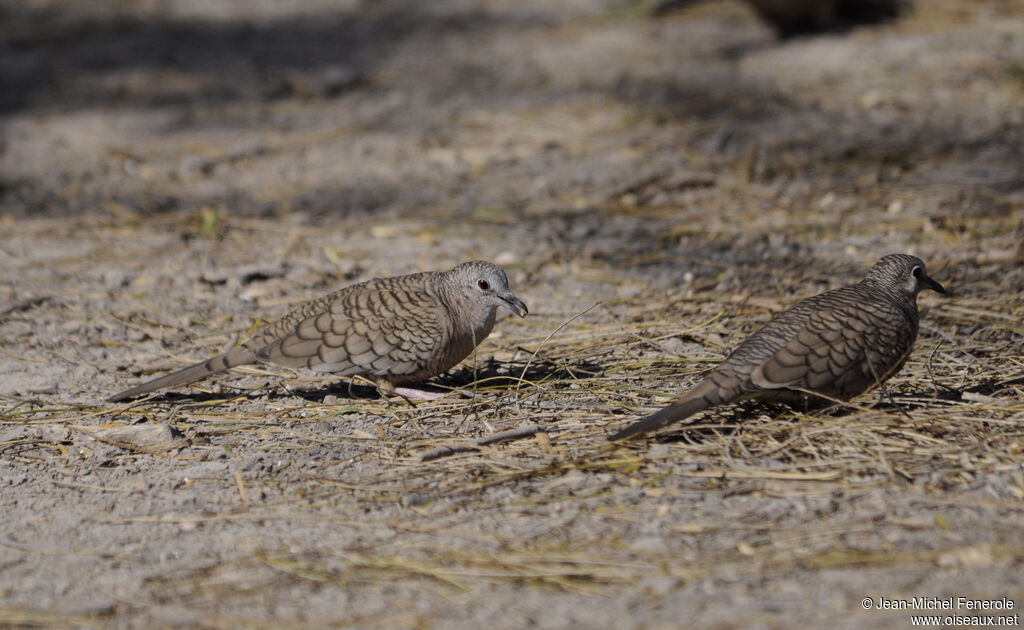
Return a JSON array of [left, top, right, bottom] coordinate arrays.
[[3, 0, 1021, 262]]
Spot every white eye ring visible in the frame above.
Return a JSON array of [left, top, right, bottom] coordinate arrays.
[[911, 266, 922, 279]]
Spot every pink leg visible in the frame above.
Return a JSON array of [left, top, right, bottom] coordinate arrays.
[[393, 386, 447, 401]]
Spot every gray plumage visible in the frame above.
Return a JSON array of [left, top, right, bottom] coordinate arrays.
[[108, 261, 528, 402], [610, 254, 945, 440]]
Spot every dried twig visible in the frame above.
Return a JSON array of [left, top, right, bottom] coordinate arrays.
[[516, 302, 602, 392], [419, 424, 545, 461]]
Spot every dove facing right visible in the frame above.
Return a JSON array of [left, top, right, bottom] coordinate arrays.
[[108, 261, 527, 402], [610, 254, 945, 441]]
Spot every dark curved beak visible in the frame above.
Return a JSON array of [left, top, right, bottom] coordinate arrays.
[[925, 276, 946, 295], [501, 294, 528, 317]]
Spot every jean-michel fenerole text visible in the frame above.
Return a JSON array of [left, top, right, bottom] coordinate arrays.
[[872, 597, 1015, 611]]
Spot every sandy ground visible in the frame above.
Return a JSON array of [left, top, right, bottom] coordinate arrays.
[[2, 0, 1023, 628]]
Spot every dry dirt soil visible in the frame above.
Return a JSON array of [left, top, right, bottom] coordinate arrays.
[[2, 0, 1023, 628]]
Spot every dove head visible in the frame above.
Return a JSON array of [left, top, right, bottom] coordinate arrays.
[[863, 254, 945, 300], [447, 261, 528, 319]]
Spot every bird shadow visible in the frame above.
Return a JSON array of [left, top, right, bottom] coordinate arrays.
[[641, 402, 794, 444], [287, 357, 599, 403], [436, 357, 605, 391], [638, 383, 994, 444], [136, 357, 596, 405]]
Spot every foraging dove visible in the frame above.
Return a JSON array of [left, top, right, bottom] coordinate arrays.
[[108, 261, 528, 402], [610, 254, 944, 440]]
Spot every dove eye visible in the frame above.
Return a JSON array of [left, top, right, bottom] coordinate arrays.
[[477, 279, 490, 291], [911, 266, 922, 279]]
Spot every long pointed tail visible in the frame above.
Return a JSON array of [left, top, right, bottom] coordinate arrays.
[[609, 392, 714, 441], [107, 346, 257, 402]]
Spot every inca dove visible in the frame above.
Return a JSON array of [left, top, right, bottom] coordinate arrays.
[[108, 261, 527, 402], [610, 254, 944, 440]]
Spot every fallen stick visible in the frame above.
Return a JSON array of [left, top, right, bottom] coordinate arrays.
[[419, 423, 545, 462]]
